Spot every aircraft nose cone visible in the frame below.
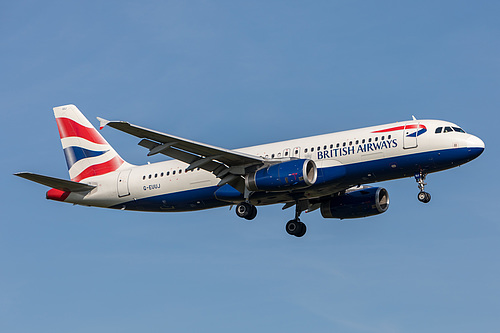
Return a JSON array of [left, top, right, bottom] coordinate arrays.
[[465, 135, 485, 160], [467, 135, 485, 149]]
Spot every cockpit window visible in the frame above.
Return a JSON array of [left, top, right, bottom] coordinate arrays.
[[436, 125, 466, 134]]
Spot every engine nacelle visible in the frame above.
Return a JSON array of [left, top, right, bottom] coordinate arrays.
[[246, 159, 317, 192], [320, 187, 389, 219]]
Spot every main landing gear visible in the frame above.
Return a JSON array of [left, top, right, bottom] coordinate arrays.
[[415, 171, 431, 203], [285, 201, 307, 238], [236, 200, 307, 237], [235, 202, 257, 220]]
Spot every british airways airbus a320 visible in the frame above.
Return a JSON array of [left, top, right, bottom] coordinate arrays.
[[16, 105, 484, 237]]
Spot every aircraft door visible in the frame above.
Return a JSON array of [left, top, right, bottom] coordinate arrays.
[[403, 122, 419, 149], [117, 169, 132, 197], [292, 147, 301, 158], [283, 148, 291, 158]]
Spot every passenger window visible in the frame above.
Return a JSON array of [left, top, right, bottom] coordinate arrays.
[[272, 153, 275, 158], [342, 142, 346, 147], [336, 143, 340, 148], [375, 137, 378, 141], [355, 140, 359, 144], [435, 127, 442, 133], [317, 146, 320, 151], [161, 172, 164, 177], [388, 135, 391, 139], [179, 170, 182, 174], [381, 136, 384, 140], [362, 139, 366, 144], [148, 175, 151, 179], [349, 141, 352, 146], [444, 126, 453, 133], [330, 144, 333, 149], [155, 173, 158, 178], [368, 138, 372, 143], [173, 171, 176, 175], [143, 175, 146, 180], [303, 149, 307, 154], [311, 147, 314, 152]]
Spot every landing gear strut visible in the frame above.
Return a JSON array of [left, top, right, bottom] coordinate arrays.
[[236, 202, 257, 220], [415, 171, 431, 203], [285, 201, 307, 237]]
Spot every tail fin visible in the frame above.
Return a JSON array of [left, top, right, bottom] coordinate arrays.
[[53, 104, 129, 182]]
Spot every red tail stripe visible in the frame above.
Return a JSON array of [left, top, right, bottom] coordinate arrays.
[[56, 117, 107, 145], [46, 188, 71, 201], [72, 155, 124, 182]]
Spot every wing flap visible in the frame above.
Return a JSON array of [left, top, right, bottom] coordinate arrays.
[[15, 172, 96, 192]]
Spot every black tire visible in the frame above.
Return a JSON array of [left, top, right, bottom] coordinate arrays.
[[244, 205, 257, 220], [295, 222, 307, 237], [236, 202, 253, 218], [286, 220, 299, 235], [417, 191, 431, 203], [285, 220, 306, 237]]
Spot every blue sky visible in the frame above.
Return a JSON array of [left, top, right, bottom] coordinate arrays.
[[1, 1, 499, 332]]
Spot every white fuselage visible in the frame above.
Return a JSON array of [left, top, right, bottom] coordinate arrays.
[[62, 119, 484, 211]]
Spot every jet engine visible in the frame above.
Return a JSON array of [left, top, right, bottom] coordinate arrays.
[[245, 159, 317, 192], [320, 187, 389, 219]]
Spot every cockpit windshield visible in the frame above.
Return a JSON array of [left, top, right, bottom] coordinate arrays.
[[435, 126, 466, 134]]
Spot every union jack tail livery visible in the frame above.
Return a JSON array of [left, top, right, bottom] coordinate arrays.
[[54, 105, 130, 182]]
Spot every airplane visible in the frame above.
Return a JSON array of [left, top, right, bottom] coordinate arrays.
[[15, 105, 484, 237]]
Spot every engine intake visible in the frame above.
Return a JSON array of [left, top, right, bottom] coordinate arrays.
[[246, 159, 317, 192], [320, 187, 389, 219]]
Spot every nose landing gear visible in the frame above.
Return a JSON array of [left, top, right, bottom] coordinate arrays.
[[415, 171, 431, 203]]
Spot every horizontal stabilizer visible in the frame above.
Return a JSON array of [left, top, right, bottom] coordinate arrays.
[[14, 172, 96, 192]]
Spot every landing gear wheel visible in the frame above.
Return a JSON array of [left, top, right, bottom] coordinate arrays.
[[244, 205, 258, 220], [415, 171, 431, 203], [417, 191, 431, 203], [285, 220, 307, 237], [236, 202, 257, 219], [295, 222, 306, 237]]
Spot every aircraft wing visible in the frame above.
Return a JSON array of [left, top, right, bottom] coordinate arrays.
[[14, 172, 96, 192], [98, 118, 265, 190]]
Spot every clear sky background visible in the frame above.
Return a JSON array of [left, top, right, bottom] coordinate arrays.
[[1, 1, 499, 332]]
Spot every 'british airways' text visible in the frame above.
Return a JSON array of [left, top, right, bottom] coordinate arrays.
[[317, 139, 398, 159]]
